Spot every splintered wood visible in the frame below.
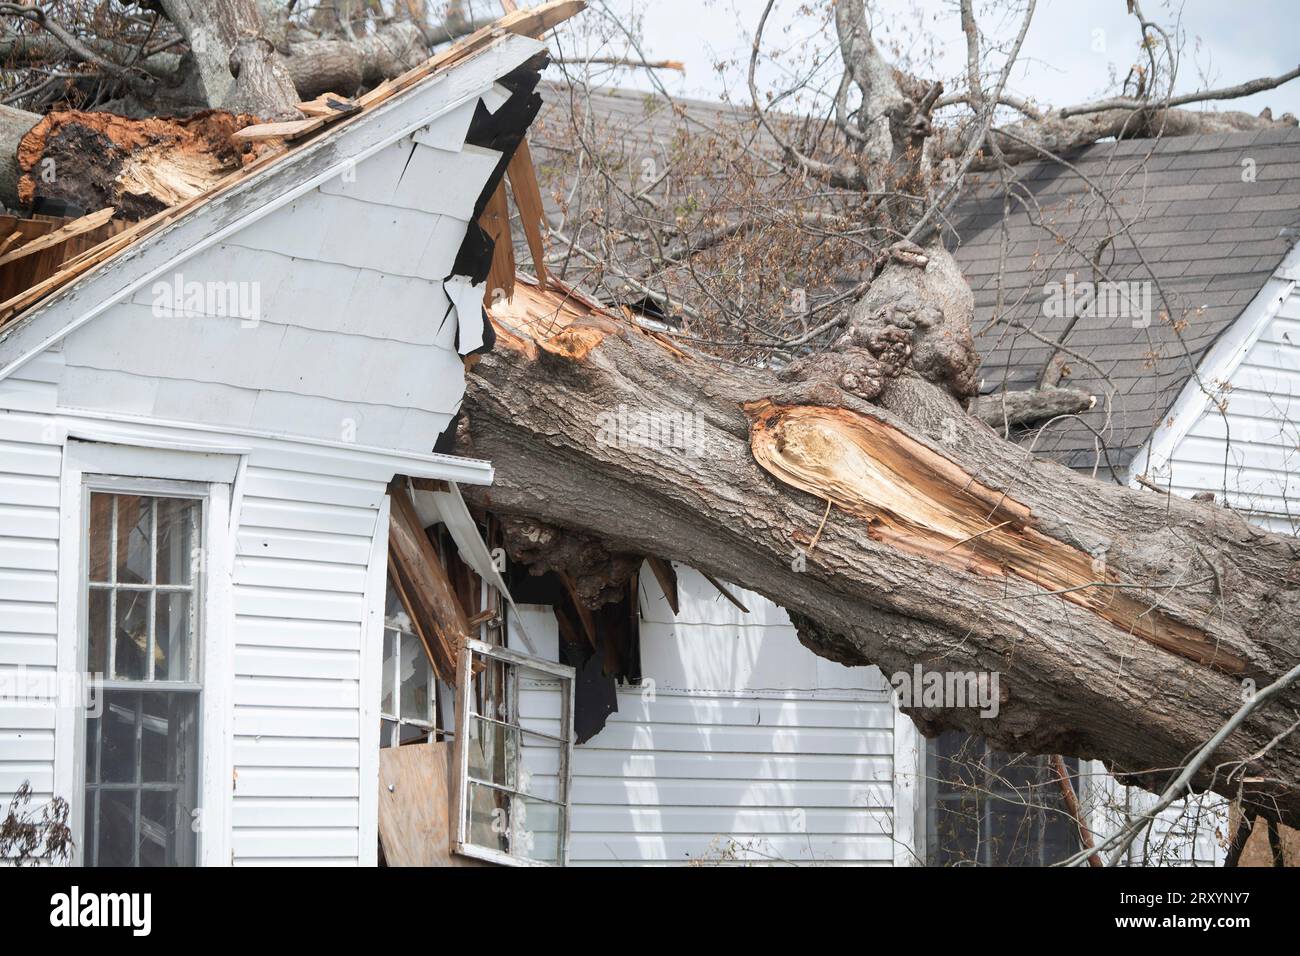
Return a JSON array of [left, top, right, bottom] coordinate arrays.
[[745, 401, 1247, 674], [387, 482, 475, 682], [487, 274, 620, 359]]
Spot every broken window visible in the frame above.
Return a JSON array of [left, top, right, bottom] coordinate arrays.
[[453, 639, 574, 867], [380, 583, 441, 747], [82, 488, 202, 867], [926, 731, 1081, 866]]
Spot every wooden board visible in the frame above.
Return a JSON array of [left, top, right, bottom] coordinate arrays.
[[377, 741, 492, 866], [377, 742, 453, 867]]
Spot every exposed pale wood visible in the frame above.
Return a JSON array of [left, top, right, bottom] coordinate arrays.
[[377, 742, 449, 866], [377, 741, 490, 866], [746, 400, 1246, 674], [645, 556, 679, 615], [479, 179, 517, 304], [506, 138, 549, 288], [294, 94, 362, 118], [388, 483, 474, 682], [231, 117, 329, 143], [0, 207, 114, 268]]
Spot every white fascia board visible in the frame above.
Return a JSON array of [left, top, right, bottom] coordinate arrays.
[[0, 32, 546, 384], [1126, 241, 1300, 484], [41, 406, 494, 485]]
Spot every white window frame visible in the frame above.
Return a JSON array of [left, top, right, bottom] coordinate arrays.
[[54, 439, 236, 867], [379, 591, 438, 748], [452, 638, 574, 868]]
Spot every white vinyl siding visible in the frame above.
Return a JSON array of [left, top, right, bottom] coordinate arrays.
[[515, 565, 904, 866], [0, 404, 60, 804]]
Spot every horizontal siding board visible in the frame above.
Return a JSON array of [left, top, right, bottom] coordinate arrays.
[[233, 675, 359, 708], [234, 736, 359, 768], [568, 833, 892, 863], [233, 767, 359, 798], [235, 617, 361, 652], [0, 505, 59, 541], [0, 634, 57, 667], [232, 705, 358, 738], [232, 797, 358, 828], [238, 497, 378, 537], [234, 646, 360, 680], [234, 585, 364, 623], [233, 556, 368, 594], [240, 468, 386, 510], [232, 828, 359, 858], [237, 526, 373, 566]]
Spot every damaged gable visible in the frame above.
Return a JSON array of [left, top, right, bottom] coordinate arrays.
[[0, 30, 562, 455]]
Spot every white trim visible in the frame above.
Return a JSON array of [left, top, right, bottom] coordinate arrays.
[[37, 406, 493, 485], [358, 493, 391, 867], [891, 701, 923, 866], [55, 456, 234, 866], [65, 438, 243, 485], [1127, 242, 1300, 483], [0, 32, 545, 384]]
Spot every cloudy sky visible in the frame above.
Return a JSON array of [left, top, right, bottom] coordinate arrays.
[[539, 0, 1300, 120]]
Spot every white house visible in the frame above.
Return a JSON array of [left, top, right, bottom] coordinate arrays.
[[1, 13, 1295, 868], [0, 21, 558, 866]]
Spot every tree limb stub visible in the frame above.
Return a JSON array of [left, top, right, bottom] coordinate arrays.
[[745, 400, 1247, 674]]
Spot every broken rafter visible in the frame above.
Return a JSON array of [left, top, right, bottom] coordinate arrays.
[[479, 179, 517, 304], [388, 481, 475, 682], [645, 556, 679, 614], [0, 207, 114, 268], [505, 138, 549, 289]]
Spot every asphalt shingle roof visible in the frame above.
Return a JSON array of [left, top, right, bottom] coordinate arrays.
[[944, 127, 1300, 472], [540, 88, 1300, 473]]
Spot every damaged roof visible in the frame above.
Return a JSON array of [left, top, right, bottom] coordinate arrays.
[[0, 1, 584, 370]]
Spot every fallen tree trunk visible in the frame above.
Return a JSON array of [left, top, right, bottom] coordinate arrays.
[[461, 260, 1300, 825]]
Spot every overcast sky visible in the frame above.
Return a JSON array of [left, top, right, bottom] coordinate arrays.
[[540, 0, 1300, 120]]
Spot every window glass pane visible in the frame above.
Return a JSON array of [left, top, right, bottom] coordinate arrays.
[[380, 718, 397, 749], [466, 781, 510, 856], [399, 722, 431, 745], [519, 734, 563, 802], [97, 691, 139, 784], [154, 591, 192, 681], [511, 794, 562, 865], [381, 629, 396, 717], [113, 589, 150, 680], [88, 493, 113, 583], [96, 790, 136, 866], [399, 634, 431, 721], [155, 498, 198, 586], [467, 715, 518, 791], [139, 791, 177, 867], [141, 692, 198, 785], [384, 583, 413, 631], [115, 496, 153, 586], [87, 589, 109, 675]]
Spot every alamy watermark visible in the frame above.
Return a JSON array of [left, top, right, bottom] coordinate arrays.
[[595, 403, 707, 456], [890, 665, 1001, 718], [152, 272, 262, 327], [1043, 273, 1151, 328]]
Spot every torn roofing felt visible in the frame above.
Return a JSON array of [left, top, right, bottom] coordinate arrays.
[[440, 53, 551, 357]]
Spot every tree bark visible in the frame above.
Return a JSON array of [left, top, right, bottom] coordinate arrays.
[[461, 251, 1300, 825], [158, 0, 299, 117]]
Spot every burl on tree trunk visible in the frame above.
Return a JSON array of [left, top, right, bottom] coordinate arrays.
[[461, 252, 1300, 824]]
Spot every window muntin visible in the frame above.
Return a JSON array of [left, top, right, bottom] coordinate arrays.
[[926, 730, 1081, 867], [380, 584, 437, 748], [454, 639, 573, 867], [82, 490, 202, 867]]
